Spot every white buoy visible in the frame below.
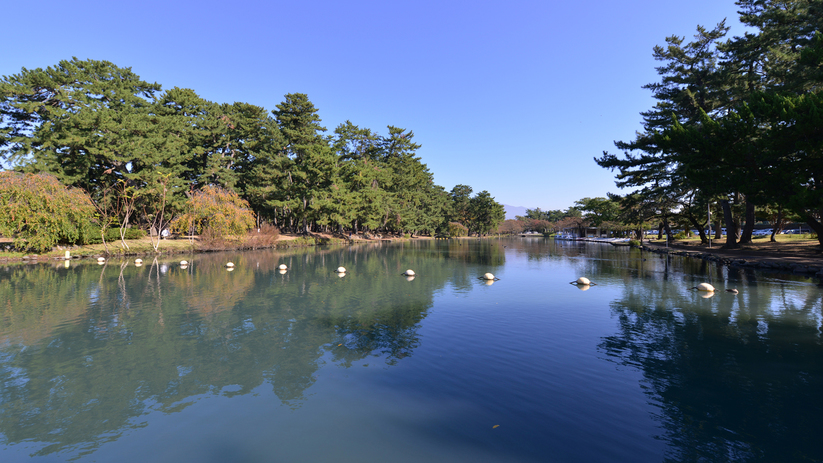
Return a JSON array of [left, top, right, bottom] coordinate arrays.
[[405, 275, 416, 282], [134, 258, 143, 264], [338, 272, 346, 278], [570, 277, 596, 286], [64, 251, 71, 260], [484, 279, 495, 286], [279, 269, 287, 275], [700, 291, 715, 299], [226, 262, 235, 268], [694, 283, 715, 292], [576, 284, 590, 291], [278, 264, 288, 270], [482, 273, 495, 280], [64, 260, 70, 269], [97, 257, 106, 263], [337, 266, 346, 273], [180, 260, 188, 265], [180, 264, 189, 270], [227, 267, 235, 272], [403, 269, 415, 276]]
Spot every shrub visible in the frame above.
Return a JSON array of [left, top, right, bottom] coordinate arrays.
[[171, 186, 255, 238], [198, 227, 229, 251], [242, 223, 280, 249], [673, 231, 689, 240], [448, 222, 468, 237], [86, 227, 147, 244], [629, 239, 641, 247], [0, 172, 97, 252]]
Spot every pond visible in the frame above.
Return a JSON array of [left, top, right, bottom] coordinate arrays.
[[1, 239, 821, 462]]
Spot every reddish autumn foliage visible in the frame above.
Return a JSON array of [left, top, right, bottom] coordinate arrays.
[[497, 219, 524, 235]]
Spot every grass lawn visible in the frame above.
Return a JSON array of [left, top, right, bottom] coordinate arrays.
[[644, 232, 821, 258]]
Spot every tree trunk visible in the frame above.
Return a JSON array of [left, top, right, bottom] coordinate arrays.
[[663, 219, 673, 244], [739, 199, 755, 244], [657, 222, 664, 240], [720, 199, 738, 249], [687, 214, 708, 244], [804, 214, 823, 247], [770, 208, 783, 242]]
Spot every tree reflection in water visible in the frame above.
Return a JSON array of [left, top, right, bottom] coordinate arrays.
[[599, 261, 823, 463], [0, 241, 501, 459]]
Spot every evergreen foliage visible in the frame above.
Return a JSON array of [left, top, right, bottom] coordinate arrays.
[[596, 0, 823, 246], [1, 59, 505, 241]]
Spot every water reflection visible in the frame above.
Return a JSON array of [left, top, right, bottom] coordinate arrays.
[[0, 241, 504, 458], [596, 247, 823, 462], [2, 239, 821, 461]]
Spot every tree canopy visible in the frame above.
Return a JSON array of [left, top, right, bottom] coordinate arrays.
[[1, 59, 505, 243], [596, 0, 823, 246]]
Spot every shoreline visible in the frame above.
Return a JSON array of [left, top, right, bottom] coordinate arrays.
[[636, 240, 823, 282], [0, 232, 443, 263]]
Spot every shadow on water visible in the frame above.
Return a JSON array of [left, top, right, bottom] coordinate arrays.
[[0, 241, 504, 459], [499, 238, 823, 462], [587, 244, 823, 463]]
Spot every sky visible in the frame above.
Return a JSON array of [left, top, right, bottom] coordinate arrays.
[[1, 0, 748, 211]]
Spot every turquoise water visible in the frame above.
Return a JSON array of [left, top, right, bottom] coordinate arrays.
[[1, 239, 821, 462]]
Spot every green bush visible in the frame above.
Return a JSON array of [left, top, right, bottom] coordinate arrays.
[[0, 172, 97, 252], [673, 231, 688, 240], [629, 239, 641, 247], [448, 222, 468, 237], [86, 227, 147, 244]]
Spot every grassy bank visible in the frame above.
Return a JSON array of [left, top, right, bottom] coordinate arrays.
[[641, 233, 822, 263], [0, 232, 419, 261]]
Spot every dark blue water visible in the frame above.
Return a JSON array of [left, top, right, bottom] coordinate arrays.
[[1, 239, 821, 462]]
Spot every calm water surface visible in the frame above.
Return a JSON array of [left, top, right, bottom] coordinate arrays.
[[1, 239, 821, 462]]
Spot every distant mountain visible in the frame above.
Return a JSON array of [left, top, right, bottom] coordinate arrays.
[[503, 204, 528, 220]]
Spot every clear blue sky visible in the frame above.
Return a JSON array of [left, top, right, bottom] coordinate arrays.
[[1, 0, 746, 211]]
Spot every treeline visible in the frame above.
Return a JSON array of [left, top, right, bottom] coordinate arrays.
[[0, 58, 504, 251], [497, 197, 623, 236], [594, 0, 823, 247]]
